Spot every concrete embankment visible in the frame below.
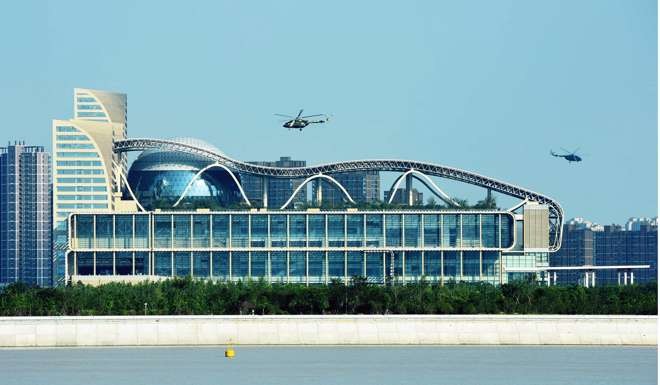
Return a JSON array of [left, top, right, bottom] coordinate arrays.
[[0, 315, 655, 347]]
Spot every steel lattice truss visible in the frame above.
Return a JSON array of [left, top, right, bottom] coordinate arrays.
[[114, 138, 564, 251]]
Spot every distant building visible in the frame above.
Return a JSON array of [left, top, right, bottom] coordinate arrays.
[[624, 217, 658, 231], [384, 188, 424, 206], [312, 171, 381, 206], [241, 156, 307, 208], [0, 142, 52, 286], [551, 218, 657, 285]]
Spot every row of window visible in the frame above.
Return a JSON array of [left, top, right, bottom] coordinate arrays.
[[56, 134, 90, 141], [57, 169, 104, 175], [77, 104, 102, 110], [56, 152, 99, 158], [71, 213, 514, 250], [57, 185, 107, 192], [56, 126, 79, 133], [56, 143, 96, 150], [56, 160, 103, 167], [59, 195, 107, 201], [68, 250, 502, 284], [57, 177, 106, 183], [58, 203, 108, 209], [76, 97, 97, 103], [77, 111, 107, 118]]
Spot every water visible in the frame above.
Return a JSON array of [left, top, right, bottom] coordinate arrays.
[[0, 346, 656, 385]]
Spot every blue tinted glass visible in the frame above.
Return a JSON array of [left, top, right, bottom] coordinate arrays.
[[442, 215, 458, 247], [347, 215, 363, 247], [175, 252, 191, 276], [463, 251, 480, 281], [405, 251, 422, 280], [231, 215, 248, 247], [424, 251, 441, 281], [289, 215, 306, 247], [308, 251, 325, 284], [289, 251, 305, 283], [155, 252, 171, 276], [250, 215, 267, 247], [366, 214, 383, 247], [193, 252, 210, 277], [443, 251, 460, 281], [327, 215, 344, 247], [173, 215, 190, 248], [250, 252, 267, 279], [462, 215, 480, 247], [212, 215, 229, 247], [212, 251, 229, 279], [231, 251, 248, 279], [385, 215, 401, 247], [270, 251, 287, 282], [270, 215, 287, 247], [423, 215, 439, 246], [404, 215, 420, 247], [328, 251, 345, 280]]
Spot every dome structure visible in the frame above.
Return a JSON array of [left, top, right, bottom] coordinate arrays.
[[125, 137, 242, 210]]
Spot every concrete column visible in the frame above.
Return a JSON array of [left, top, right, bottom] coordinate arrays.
[[617, 271, 621, 286], [262, 177, 269, 208], [591, 271, 596, 287], [405, 173, 413, 206], [584, 271, 589, 287], [630, 271, 634, 285], [553, 271, 557, 285], [623, 271, 628, 285]]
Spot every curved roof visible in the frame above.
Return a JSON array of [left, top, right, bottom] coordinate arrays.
[[114, 137, 564, 250]]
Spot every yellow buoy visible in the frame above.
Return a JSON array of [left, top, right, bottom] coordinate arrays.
[[225, 346, 235, 359]]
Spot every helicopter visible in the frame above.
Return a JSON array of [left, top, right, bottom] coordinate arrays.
[[275, 109, 329, 131], [551, 148, 583, 163]]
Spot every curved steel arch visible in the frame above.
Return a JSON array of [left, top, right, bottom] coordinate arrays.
[[172, 163, 251, 208], [280, 173, 356, 209], [387, 169, 459, 207], [113, 138, 564, 250]]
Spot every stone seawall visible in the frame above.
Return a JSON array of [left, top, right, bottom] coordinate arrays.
[[0, 315, 655, 347]]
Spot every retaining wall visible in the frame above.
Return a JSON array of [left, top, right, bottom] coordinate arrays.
[[0, 315, 655, 347]]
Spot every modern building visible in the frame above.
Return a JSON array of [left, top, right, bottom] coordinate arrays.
[[385, 188, 424, 206], [240, 156, 307, 208], [52, 88, 128, 283], [126, 138, 243, 210], [67, 210, 519, 285], [550, 219, 657, 285], [0, 142, 51, 286], [60, 133, 566, 286], [312, 171, 380, 206]]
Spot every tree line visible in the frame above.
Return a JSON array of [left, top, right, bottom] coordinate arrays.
[[0, 279, 655, 316]]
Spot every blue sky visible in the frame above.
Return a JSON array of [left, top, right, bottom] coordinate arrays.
[[0, 0, 656, 224]]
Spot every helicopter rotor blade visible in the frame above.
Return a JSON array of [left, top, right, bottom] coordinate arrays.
[[274, 113, 294, 118], [560, 147, 571, 154], [572, 147, 581, 155], [296, 109, 303, 119], [300, 114, 324, 119]]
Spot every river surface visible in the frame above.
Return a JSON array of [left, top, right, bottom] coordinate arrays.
[[0, 346, 656, 385]]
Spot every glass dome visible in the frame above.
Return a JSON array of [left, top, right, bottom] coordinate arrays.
[[125, 138, 242, 210]]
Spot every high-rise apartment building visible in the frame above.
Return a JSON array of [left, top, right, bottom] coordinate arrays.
[[0, 142, 52, 286], [241, 156, 307, 208], [384, 188, 424, 206], [52, 88, 127, 283], [550, 219, 657, 285], [312, 171, 381, 206]]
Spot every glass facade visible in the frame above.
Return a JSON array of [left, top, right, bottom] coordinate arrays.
[[240, 156, 307, 209], [68, 211, 516, 284]]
